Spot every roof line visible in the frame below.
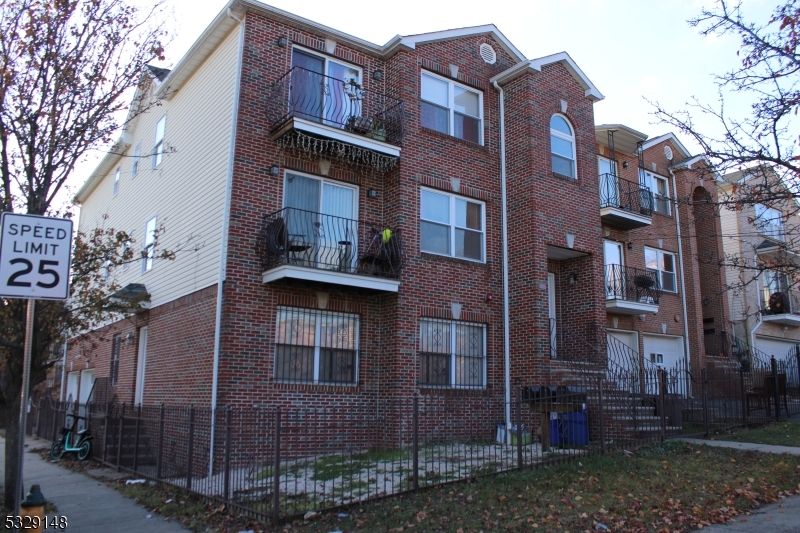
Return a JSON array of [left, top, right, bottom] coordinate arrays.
[[490, 51, 604, 101]]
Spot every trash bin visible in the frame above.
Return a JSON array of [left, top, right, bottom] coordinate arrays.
[[549, 416, 561, 446], [560, 411, 589, 446]]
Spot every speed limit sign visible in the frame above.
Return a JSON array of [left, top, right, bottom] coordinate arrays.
[[0, 213, 73, 300]]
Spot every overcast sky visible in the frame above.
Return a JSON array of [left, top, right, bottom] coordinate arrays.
[[67, 0, 776, 205]]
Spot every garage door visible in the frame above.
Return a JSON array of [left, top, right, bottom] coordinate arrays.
[[755, 336, 797, 361], [642, 334, 686, 395]]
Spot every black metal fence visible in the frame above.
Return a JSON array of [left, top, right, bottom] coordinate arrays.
[[255, 207, 406, 279], [604, 264, 662, 304], [27, 351, 800, 526], [266, 66, 405, 146], [599, 173, 653, 216]]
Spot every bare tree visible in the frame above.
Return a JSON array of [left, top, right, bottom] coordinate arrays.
[[0, 0, 171, 508], [651, 0, 800, 346]]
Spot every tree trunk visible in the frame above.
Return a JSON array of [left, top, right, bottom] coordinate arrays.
[[4, 394, 21, 510]]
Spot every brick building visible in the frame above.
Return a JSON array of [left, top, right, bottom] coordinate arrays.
[[61, 0, 729, 430]]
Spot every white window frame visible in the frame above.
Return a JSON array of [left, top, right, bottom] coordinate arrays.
[[131, 142, 141, 177], [550, 113, 577, 179], [142, 216, 156, 273], [755, 203, 785, 241], [644, 246, 677, 293], [420, 70, 484, 145], [419, 187, 486, 262], [112, 167, 120, 198], [640, 170, 670, 215], [418, 318, 487, 389], [152, 115, 166, 169], [274, 306, 360, 385]]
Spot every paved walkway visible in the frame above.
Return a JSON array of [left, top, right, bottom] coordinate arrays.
[[0, 436, 190, 532], [680, 437, 800, 532]]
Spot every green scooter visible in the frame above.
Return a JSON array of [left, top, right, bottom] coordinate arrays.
[[50, 414, 92, 461]]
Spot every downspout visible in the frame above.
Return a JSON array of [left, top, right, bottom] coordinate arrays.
[[210, 8, 245, 475], [669, 168, 691, 394], [492, 80, 512, 437], [749, 253, 763, 352]]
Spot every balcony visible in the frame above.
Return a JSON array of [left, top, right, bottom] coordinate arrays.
[[761, 290, 800, 326], [255, 207, 405, 292], [604, 265, 661, 315], [599, 173, 653, 229], [265, 66, 405, 170]]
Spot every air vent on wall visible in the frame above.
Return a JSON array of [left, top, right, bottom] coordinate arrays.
[[479, 43, 496, 65], [664, 145, 674, 161]]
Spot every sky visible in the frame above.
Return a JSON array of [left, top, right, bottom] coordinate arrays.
[[66, 0, 777, 205]]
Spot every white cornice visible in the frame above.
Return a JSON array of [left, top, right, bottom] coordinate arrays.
[[490, 52, 604, 101]]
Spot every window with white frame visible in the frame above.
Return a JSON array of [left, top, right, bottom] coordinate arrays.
[[274, 307, 359, 384], [419, 317, 486, 388], [550, 115, 576, 178], [132, 143, 141, 177], [121, 241, 130, 271], [645, 247, 677, 293], [112, 167, 120, 197], [420, 72, 482, 144], [640, 170, 670, 214], [761, 269, 790, 314], [142, 217, 156, 273], [152, 116, 166, 168], [420, 188, 485, 261], [755, 203, 785, 241]]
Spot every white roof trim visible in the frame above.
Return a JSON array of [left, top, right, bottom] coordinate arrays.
[[640, 133, 691, 158], [396, 24, 526, 63], [73, 138, 131, 204], [595, 124, 648, 141], [490, 52, 604, 101]]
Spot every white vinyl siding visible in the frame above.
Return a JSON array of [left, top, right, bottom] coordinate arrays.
[[76, 26, 240, 308], [132, 143, 141, 177]]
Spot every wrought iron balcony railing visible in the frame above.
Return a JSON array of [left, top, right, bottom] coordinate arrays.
[[599, 173, 654, 216], [255, 207, 406, 280], [604, 264, 662, 305], [265, 66, 405, 146]]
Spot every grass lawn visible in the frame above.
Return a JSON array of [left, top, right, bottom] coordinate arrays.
[[709, 419, 800, 447], [92, 440, 800, 533]]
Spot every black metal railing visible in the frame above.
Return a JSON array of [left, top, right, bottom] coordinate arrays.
[[599, 173, 653, 216], [255, 207, 406, 279], [762, 290, 796, 316], [266, 66, 405, 146], [604, 264, 661, 305]]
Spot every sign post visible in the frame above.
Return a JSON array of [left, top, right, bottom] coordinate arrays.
[[0, 213, 73, 518]]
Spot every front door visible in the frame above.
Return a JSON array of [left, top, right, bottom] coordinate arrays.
[[135, 326, 148, 405], [598, 157, 618, 207], [548, 273, 556, 358], [77, 369, 95, 432], [284, 173, 357, 271], [604, 240, 624, 299], [65, 371, 79, 403]]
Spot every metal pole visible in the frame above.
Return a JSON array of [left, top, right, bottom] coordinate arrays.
[[515, 380, 523, 469], [273, 407, 282, 527], [771, 357, 780, 421], [14, 299, 35, 517], [598, 377, 605, 454], [701, 368, 709, 438], [412, 395, 419, 491], [739, 367, 747, 426]]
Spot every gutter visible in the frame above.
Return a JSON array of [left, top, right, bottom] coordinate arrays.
[[209, 8, 245, 475], [60, 342, 68, 401], [492, 80, 512, 438], [750, 252, 763, 353], [669, 169, 692, 394]]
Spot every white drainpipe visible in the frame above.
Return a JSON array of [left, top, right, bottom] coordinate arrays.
[[669, 168, 691, 392], [209, 8, 245, 475], [492, 81, 512, 437], [750, 253, 763, 351], [60, 341, 68, 401]]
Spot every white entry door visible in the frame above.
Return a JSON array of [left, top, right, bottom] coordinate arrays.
[[65, 371, 79, 403], [643, 334, 685, 394], [78, 369, 95, 404], [598, 157, 618, 207], [135, 326, 148, 405], [604, 240, 624, 299], [548, 273, 556, 358]]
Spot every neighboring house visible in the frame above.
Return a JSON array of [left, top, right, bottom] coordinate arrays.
[[718, 167, 800, 362], [62, 0, 729, 428], [594, 127, 729, 388]]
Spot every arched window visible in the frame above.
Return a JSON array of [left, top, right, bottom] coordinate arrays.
[[550, 115, 576, 179]]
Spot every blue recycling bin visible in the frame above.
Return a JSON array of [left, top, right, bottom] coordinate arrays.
[[549, 418, 560, 446], [560, 412, 589, 446]]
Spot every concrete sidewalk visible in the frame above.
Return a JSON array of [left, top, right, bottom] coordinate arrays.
[[681, 437, 800, 532], [0, 436, 190, 532]]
